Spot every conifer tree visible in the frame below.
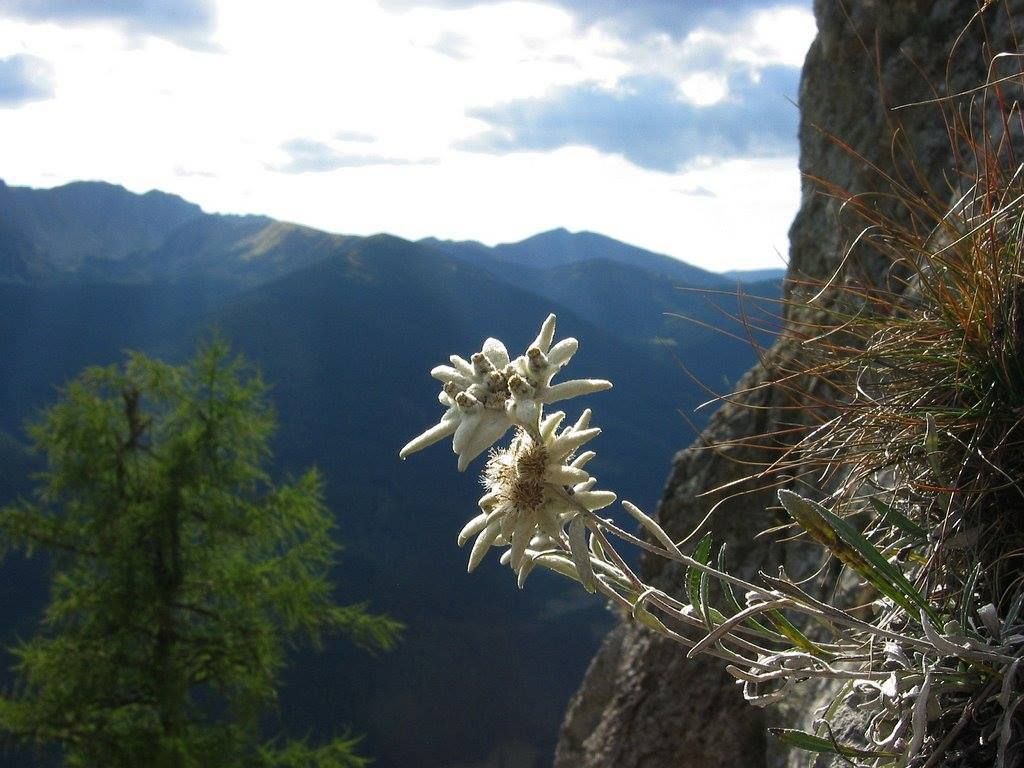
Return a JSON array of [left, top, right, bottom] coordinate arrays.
[[0, 340, 400, 767]]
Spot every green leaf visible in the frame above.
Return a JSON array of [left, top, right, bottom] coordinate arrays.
[[925, 413, 943, 479], [717, 545, 783, 640], [959, 563, 983, 630], [769, 728, 899, 759], [778, 490, 938, 623], [698, 554, 713, 631], [687, 535, 713, 622], [633, 602, 670, 634], [766, 609, 831, 659], [868, 496, 927, 540]]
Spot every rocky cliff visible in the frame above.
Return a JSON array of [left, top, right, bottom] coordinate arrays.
[[554, 2, 1024, 766]]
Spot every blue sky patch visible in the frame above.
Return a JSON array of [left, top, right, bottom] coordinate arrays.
[[463, 66, 800, 172], [0, 0, 215, 47], [0, 54, 54, 107]]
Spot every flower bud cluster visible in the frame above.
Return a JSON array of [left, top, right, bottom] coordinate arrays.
[[400, 314, 612, 471]]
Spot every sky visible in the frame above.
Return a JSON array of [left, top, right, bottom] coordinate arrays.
[[0, 0, 816, 272]]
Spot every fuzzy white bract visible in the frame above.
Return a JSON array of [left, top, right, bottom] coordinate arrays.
[[399, 314, 611, 471], [400, 314, 617, 580], [457, 409, 615, 577]]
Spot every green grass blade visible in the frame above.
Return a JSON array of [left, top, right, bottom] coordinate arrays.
[[768, 728, 899, 759], [766, 609, 831, 659], [717, 544, 784, 640], [959, 562, 982, 630], [868, 496, 927, 540], [925, 413, 944, 479], [698, 550, 712, 632], [687, 534, 713, 621]]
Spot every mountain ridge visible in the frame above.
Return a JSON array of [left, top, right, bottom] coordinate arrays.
[[423, 227, 736, 288], [0, 178, 203, 271], [1, 179, 782, 286]]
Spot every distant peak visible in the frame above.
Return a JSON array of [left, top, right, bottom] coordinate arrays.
[[536, 227, 572, 238], [510, 228, 573, 246], [141, 187, 194, 203], [13, 179, 200, 211], [58, 179, 130, 194]]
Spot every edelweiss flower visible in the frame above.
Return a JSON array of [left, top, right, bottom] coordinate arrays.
[[399, 314, 611, 471], [455, 409, 616, 576]]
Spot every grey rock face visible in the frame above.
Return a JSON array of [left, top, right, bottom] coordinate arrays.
[[554, 3, 1024, 767]]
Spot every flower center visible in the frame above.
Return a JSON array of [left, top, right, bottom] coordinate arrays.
[[484, 431, 548, 513]]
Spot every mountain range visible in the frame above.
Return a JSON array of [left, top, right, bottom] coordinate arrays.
[[0, 179, 784, 768]]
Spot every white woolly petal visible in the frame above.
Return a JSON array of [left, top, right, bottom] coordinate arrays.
[[535, 553, 580, 582], [458, 512, 490, 546], [452, 412, 480, 457], [573, 477, 597, 493], [430, 365, 472, 388], [450, 355, 475, 376], [478, 491, 501, 510], [468, 520, 502, 572], [399, 419, 459, 458], [485, 505, 508, 526], [568, 515, 597, 593], [575, 490, 617, 511], [456, 412, 512, 471], [509, 517, 534, 571], [506, 397, 540, 431], [499, 549, 512, 566], [516, 554, 537, 588], [511, 355, 531, 380], [533, 367, 558, 389], [499, 512, 517, 540], [478, 410, 514, 446], [541, 379, 613, 405], [552, 426, 602, 456], [570, 450, 596, 468], [482, 337, 510, 368], [545, 465, 591, 486], [544, 495, 571, 517], [574, 409, 592, 430], [546, 338, 578, 368], [531, 314, 557, 354], [535, 506, 563, 540], [539, 411, 566, 441]]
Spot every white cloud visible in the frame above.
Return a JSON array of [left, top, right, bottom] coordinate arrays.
[[0, 0, 216, 49], [0, 53, 54, 105], [0, 0, 813, 270], [676, 72, 728, 106], [734, 6, 818, 68], [624, 4, 815, 105]]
